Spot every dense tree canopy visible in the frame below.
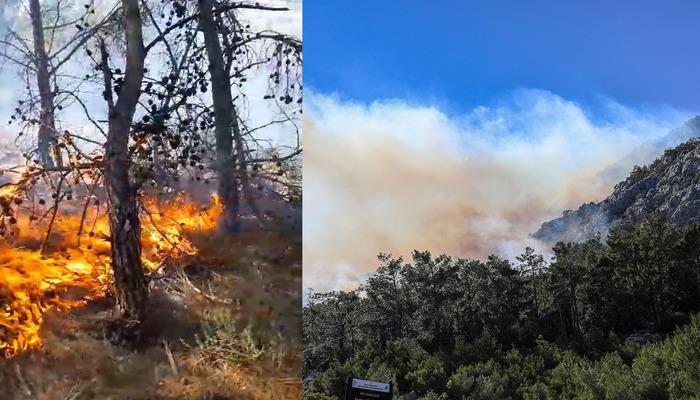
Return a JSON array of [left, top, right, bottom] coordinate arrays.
[[304, 213, 700, 399]]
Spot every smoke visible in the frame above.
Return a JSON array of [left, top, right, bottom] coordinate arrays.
[[304, 89, 690, 292], [0, 128, 21, 186]]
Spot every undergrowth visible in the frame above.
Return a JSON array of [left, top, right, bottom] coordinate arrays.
[[0, 231, 302, 400]]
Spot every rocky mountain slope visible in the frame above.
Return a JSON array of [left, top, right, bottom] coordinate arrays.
[[533, 126, 700, 243], [597, 116, 700, 183]]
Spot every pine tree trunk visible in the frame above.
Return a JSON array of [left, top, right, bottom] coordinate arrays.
[[28, 0, 59, 168], [198, 0, 248, 231], [558, 306, 566, 338], [696, 261, 700, 304], [570, 285, 579, 337], [104, 0, 147, 345], [105, 150, 146, 322], [531, 272, 539, 320]]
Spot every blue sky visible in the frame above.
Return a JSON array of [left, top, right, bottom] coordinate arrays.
[[306, 0, 700, 112]]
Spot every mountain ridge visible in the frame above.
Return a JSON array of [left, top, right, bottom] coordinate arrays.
[[533, 117, 700, 243]]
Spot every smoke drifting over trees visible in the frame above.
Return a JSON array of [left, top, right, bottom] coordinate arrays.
[[304, 91, 690, 292], [304, 212, 700, 399]]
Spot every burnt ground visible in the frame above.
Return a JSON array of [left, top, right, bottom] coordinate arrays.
[[0, 231, 302, 400]]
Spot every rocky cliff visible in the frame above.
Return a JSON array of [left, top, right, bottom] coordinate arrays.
[[533, 125, 700, 243]]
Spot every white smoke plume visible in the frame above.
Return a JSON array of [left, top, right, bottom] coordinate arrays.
[[304, 89, 690, 292]]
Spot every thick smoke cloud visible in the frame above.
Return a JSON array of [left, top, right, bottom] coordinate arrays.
[[304, 89, 690, 292]]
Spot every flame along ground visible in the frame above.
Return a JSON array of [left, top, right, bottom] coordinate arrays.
[[0, 188, 222, 358]]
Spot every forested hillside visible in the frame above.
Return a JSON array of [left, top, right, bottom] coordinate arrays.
[[303, 213, 700, 399]]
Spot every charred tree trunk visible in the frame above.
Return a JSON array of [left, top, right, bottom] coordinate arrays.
[[198, 0, 247, 231], [104, 0, 147, 344], [28, 0, 59, 167], [570, 285, 579, 337], [105, 174, 145, 314]]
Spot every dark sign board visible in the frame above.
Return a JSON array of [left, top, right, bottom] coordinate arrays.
[[344, 376, 393, 400]]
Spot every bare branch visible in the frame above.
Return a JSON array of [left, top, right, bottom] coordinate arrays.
[[144, 2, 289, 54]]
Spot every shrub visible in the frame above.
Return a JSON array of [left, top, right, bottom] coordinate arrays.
[[304, 392, 338, 400], [196, 307, 264, 367], [667, 315, 700, 399], [631, 343, 669, 399], [405, 355, 448, 395], [592, 352, 636, 400], [521, 381, 556, 400], [417, 390, 449, 400]]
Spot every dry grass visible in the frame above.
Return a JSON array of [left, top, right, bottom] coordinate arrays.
[[0, 231, 302, 400]]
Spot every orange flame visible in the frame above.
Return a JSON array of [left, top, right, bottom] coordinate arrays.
[[0, 192, 222, 358]]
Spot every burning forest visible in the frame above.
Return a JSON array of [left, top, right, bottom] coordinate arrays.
[[0, 177, 223, 358], [0, 0, 302, 398]]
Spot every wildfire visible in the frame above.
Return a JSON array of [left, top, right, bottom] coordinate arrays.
[[0, 191, 222, 358]]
